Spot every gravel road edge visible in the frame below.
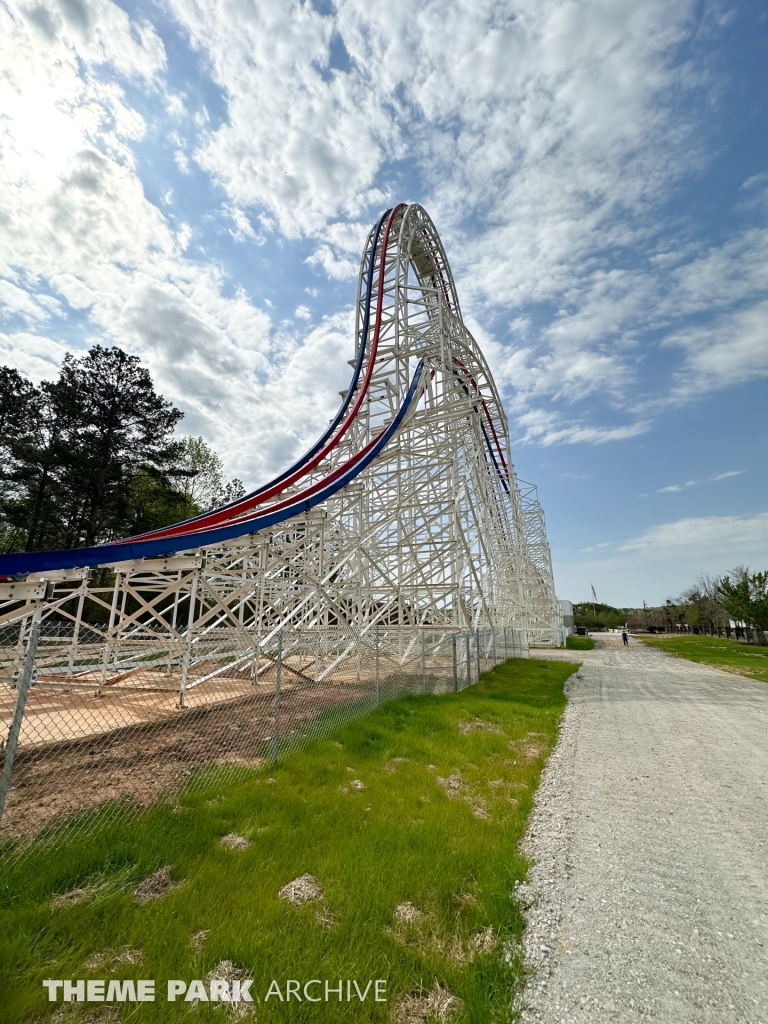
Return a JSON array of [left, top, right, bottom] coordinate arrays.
[[517, 665, 579, 1023]]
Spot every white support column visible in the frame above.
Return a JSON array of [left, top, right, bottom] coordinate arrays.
[[179, 570, 199, 709]]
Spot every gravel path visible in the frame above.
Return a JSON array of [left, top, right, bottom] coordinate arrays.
[[519, 635, 768, 1024]]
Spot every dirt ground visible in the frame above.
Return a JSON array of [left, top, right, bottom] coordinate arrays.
[[0, 678, 374, 839], [520, 634, 768, 1024]]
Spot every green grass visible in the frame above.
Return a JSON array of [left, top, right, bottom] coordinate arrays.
[[0, 657, 576, 1023], [565, 635, 595, 651], [642, 634, 768, 683]]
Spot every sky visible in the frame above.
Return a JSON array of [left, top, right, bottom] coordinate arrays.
[[1, 0, 766, 607]]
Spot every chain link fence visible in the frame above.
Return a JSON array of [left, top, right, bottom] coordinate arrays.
[[0, 613, 527, 863]]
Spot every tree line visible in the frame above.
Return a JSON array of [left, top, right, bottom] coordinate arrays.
[[0, 346, 243, 554], [576, 569, 768, 644]]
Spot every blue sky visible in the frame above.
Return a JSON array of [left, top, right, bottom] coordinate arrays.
[[1, 0, 766, 606]]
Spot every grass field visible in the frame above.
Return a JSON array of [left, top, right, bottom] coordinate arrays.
[[642, 635, 768, 684], [0, 656, 577, 1024], [565, 635, 595, 651]]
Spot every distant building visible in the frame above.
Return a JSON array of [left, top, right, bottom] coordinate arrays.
[[559, 599, 574, 633]]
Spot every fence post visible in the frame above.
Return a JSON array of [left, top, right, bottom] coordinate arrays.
[[465, 634, 471, 689], [475, 630, 481, 682], [273, 630, 282, 765], [492, 627, 498, 666], [452, 634, 458, 692], [421, 631, 427, 694], [375, 624, 380, 706], [0, 605, 42, 825]]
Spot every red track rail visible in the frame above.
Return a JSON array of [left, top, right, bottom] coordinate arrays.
[[452, 357, 508, 478], [130, 204, 406, 544]]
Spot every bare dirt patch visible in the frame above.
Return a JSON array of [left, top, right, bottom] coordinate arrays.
[[83, 946, 143, 970], [219, 833, 251, 850], [452, 890, 477, 910], [50, 1007, 120, 1024], [189, 929, 210, 951], [458, 717, 503, 735], [50, 887, 92, 909], [392, 983, 463, 1023], [435, 772, 463, 798], [394, 901, 423, 926], [133, 866, 180, 903], [205, 960, 254, 1019], [472, 925, 496, 954], [468, 797, 490, 820], [1, 680, 372, 839], [435, 772, 491, 819], [278, 873, 323, 905], [508, 737, 546, 761], [315, 905, 337, 929], [50, 865, 138, 908], [445, 925, 496, 964]]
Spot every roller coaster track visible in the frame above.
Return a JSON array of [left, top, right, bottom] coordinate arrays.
[[0, 204, 563, 648]]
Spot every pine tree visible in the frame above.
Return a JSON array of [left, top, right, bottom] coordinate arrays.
[[46, 346, 184, 546]]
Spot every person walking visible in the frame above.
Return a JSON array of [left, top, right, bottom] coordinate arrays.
[[622, 629, 629, 647]]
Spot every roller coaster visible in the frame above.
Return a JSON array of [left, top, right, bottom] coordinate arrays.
[[0, 203, 561, 632], [0, 205, 563, 840]]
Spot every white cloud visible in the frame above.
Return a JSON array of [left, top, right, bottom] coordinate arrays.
[[493, 218, 768, 425], [516, 407, 650, 446], [618, 514, 768, 554], [665, 300, 768, 398], [306, 245, 359, 281], [19, 0, 166, 83], [303, 221, 371, 281], [0, 278, 60, 324], [0, 331, 70, 384], [237, 311, 356, 482], [663, 228, 768, 317], [711, 470, 745, 482], [223, 204, 264, 243], [555, 512, 768, 605], [742, 173, 768, 191], [169, 0, 397, 238], [153, 0, 754, 437], [0, 1, 374, 487], [185, 1, 700, 252], [2, 0, 766, 495], [644, 472, 747, 496]]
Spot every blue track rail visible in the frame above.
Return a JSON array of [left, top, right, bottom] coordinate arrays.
[[0, 362, 423, 576], [130, 209, 391, 540]]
